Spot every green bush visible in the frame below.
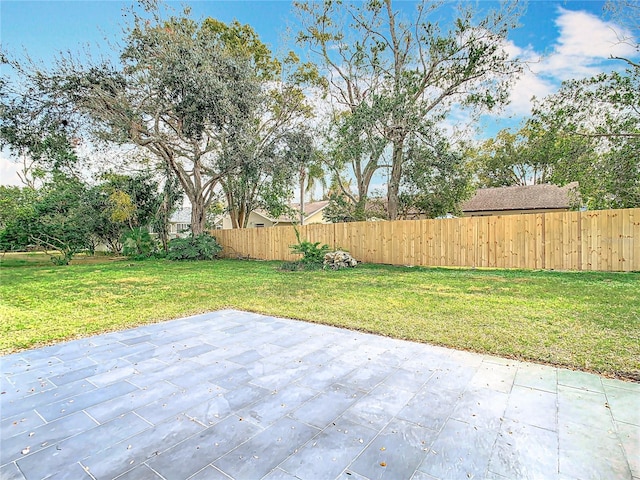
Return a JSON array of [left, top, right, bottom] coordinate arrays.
[[290, 240, 330, 265], [167, 233, 222, 261], [290, 228, 329, 266], [122, 228, 157, 260]]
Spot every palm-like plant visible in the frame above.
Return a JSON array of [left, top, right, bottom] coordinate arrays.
[[284, 131, 327, 225]]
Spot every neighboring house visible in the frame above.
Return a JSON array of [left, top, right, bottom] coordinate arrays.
[[462, 183, 580, 217], [284, 200, 331, 226], [167, 208, 192, 238], [221, 200, 331, 229], [167, 207, 225, 236]]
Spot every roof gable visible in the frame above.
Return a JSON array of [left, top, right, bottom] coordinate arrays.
[[259, 200, 331, 223]]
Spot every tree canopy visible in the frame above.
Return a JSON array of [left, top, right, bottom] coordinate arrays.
[[210, 20, 320, 228], [296, 0, 523, 219], [20, 7, 260, 234], [527, 58, 640, 209], [6, 4, 323, 232], [0, 77, 79, 187]]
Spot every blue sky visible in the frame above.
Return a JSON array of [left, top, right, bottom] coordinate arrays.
[[1, 0, 637, 185]]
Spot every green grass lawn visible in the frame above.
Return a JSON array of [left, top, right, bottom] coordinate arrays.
[[1, 256, 638, 380]]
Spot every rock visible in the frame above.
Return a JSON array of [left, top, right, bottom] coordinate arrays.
[[323, 250, 358, 270]]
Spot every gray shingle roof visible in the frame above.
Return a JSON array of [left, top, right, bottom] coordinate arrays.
[[462, 183, 579, 212], [169, 208, 192, 223]]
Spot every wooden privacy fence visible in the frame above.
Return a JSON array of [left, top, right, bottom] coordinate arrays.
[[213, 208, 640, 272]]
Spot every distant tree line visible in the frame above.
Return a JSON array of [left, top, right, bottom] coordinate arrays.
[[0, 171, 181, 264]]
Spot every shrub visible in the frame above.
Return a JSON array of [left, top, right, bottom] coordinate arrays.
[[167, 233, 222, 261], [50, 253, 74, 266], [122, 228, 157, 260], [290, 240, 330, 265], [290, 226, 330, 266]]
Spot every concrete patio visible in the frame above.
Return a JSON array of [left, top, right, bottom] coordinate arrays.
[[1, 310, 638, 480]]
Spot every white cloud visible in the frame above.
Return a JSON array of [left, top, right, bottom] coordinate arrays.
[[497, 41, 556, 116], [505, 71, 556, 116], [554, 7, 636, 59], [536, 7, 637, 81], [497, 7, 638, 122], [0, 150, 23, 187]]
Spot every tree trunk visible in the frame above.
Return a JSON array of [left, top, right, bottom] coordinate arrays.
[[228, 205, 249, 229], [387, 140, 405, 220], [240, 207, 248, 229], [191, 199, 206, 235], [229, 209, 240, 229], [159, 191, 170, 253], [299, 171, 306, 225]]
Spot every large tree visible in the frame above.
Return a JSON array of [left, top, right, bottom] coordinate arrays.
[[220, 131, 297, 229], [13, 6, 260, 235], [206, 19, 322, 229], [519, 1, 640, 209], [296, 0, 522, 219]]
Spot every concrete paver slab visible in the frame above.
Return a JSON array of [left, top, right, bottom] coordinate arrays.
[[418, 418, 498, 479], [1, 309, 637, 479]]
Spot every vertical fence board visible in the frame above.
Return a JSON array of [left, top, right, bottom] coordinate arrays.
[[569, 212, 581, 271], [504, 216, 514, 268], [545, 213, 560, 270], [496, 216, 506, 269], [434, 219, 444, 266], [486, 216, 495, 268], [513, 215, 523, 268], [609, 210, 621, 272], [631, 209, 640, 272], [587, 212, 599, 271], [452, 218, 463, 267], [419, 220, 429, 266], [620, 209, 631, 272], [535, 214, 544, 269], [579, 211, 589, 271], [582, 211, 596, 271], [391, 221, 401, 265], [443, 219, 452, 266], [476, 217, 489, 268], [598, 211, 609, 271], [524, 214, 536, 269]]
